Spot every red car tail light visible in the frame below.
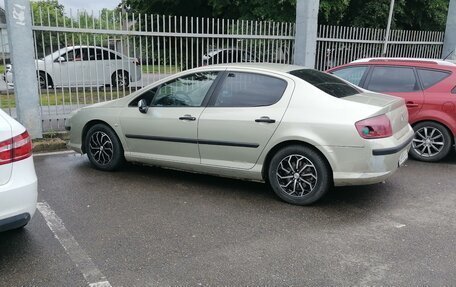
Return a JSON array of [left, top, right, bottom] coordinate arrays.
[[355, 115, 393, 139], [0, 131, 32, 165]]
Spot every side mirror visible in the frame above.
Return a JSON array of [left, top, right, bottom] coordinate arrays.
[[57, 56, 66, 62], [138, 99, 149, 114]]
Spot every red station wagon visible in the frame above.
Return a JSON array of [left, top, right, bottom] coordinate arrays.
[[327, 58, 456, 162]]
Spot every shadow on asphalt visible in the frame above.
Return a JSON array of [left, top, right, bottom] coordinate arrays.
[[97, 160, 395, 210]]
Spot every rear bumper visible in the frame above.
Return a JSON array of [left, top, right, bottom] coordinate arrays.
[[0, 213, 31, 232], [372, 135, 414, 155], [0, 157, 38, 232], [327, 126, 414, 186]]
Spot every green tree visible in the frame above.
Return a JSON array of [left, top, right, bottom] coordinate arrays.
[[124, 0, 450, 31]]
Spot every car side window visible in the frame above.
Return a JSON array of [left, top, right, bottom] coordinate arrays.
[[212, 72, 287, 107], [150, 72, 219, 107], [65, 50, 75, 61], [102, 50, 121, 60], [417, 69, 451, 90], [129, 87, 158, 107], [331, 66, 368, 86], [367, 66, 420, 93]]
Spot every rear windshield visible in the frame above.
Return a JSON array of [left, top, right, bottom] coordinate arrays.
[[289, 69, 361, 98]]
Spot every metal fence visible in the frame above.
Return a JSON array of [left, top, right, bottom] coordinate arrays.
[[316, 25, 445, 70], [0, 7, 446, 131]]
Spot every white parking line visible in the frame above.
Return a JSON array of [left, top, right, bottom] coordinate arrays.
[[37, 202, 112, 287]]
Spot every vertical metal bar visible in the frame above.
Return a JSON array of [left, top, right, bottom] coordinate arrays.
[[144, 13, 150, 84], [174, 16, 178, 73], [382, 0, 395, 56], [180, 16, 183, 72], [138, 13, 144, 89], [190, 16, 193, 69]]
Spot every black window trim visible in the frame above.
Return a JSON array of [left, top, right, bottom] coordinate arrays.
[[128, 70, 225, 108], [364, 64, 423, 92], [206, 70, 288, 108], [329, 65, 371, 88]]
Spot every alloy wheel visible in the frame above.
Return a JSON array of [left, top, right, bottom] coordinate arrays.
[[116, 73, 126, 87], [412, 127, 445, 158], [89, 131, 114, 165], [276, 154, 318, 197], [38, 74, 47, 88]]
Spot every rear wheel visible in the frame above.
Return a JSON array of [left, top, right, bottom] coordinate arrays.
[[38, 71, 53, 89], [268, 145, 331, 205], [111, 70, 129, 88], [409, 121, 452, 162], [85, 124, 125, 171]]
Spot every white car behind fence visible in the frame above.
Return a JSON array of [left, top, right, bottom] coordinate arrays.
[[4, 45, 142, 89]]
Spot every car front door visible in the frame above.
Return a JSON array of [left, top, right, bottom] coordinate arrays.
[[364, 65, 424, 122], [120, 71, 221, 164], [55, 48, 86, 87], [198, 71, 293, 169]]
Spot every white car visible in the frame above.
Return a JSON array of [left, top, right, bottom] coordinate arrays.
[[67, 64, 413, 205], [4, 45, 141, 89], [0, 110, 37, 232]]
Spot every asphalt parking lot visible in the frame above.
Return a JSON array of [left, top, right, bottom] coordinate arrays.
[[1, 152, 456, 286]]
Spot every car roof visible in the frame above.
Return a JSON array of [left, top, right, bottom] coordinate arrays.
[[348, 57, 456, 69], [199, 63, 308, 73]]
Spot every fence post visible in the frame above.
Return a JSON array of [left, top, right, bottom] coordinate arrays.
[[294, 0, 320, 68], [5, 0, 42, 138], [443, 0, 456, 60]]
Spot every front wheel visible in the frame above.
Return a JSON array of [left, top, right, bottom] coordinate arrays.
[[268, 145, 331, 205], [409, 121, 452, 162], [85, 124, 125, 171], [38, 71, 52, 89]]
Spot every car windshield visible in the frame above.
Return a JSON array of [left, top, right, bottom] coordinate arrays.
[[289, 69, 361, 98]]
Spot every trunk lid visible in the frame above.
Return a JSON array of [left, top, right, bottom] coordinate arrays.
[[343, 92, 410, 139]]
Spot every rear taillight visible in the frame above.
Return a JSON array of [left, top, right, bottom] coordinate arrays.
[[0, 131, 32, 165], [355, 115, 392, 139]]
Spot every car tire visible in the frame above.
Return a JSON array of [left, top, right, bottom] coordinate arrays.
[[38, 71, 53, 89], [85, 124, 125, 171], [409, 121, 453, 162], [268, 145, 331, 205], [111, 70, 130, 88]]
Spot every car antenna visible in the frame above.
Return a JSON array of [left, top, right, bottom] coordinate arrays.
[[443, 49, 454, 60]]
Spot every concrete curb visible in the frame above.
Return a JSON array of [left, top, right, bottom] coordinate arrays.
[[32, 131, 69, 153]]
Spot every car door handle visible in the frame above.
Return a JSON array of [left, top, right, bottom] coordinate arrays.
[[406, 102, 419, 108], [179, 115, 196, 121], [255, 116, 276, 123]]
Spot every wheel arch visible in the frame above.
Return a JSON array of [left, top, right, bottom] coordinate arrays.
[[81, 119, 121, 154], [261, 140, 334, 181], [411, 119, 455, 145]]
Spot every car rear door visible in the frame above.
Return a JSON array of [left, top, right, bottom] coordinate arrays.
[[364, 65, 424, 122], [197, 70, 294, 169], [0, 111, 13, 185]]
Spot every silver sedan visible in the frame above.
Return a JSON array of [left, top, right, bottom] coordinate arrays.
[[67, 64, 414, 205]]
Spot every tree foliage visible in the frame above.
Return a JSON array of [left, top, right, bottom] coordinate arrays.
[[124, 0, 450, 31]]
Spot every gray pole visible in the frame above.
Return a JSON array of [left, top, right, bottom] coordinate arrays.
[[294, 0, 320, 67], [5, 0, 42, 138], [443, 0, 456, 60], [382, 0, 395, 56]]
